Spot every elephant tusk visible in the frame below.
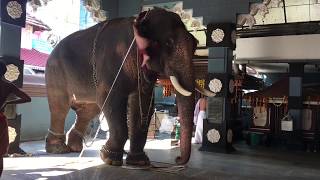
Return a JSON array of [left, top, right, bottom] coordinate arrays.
[[195, 83, 216, 97], [169, 76, 192, 96]]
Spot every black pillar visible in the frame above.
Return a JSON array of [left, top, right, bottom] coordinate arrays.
[[200, 23, 236, 153], [287, 63, 304, 133], [1, 0, 27, 154]]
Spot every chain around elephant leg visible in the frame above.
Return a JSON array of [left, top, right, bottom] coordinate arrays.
[[100, 145, 124, 166], [45, 130, 70, 154], [126, 151, 150, 166], [127, 90, 154, 166], [67, 127, 84, 152]]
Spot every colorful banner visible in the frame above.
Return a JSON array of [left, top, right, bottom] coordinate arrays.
[[32, 39, 53, 54]]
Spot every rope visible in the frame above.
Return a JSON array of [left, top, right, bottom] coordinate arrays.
[[281, 113, 293, 122], [100, 37, 136, 112], [79, 12, 184, 174], [79, 36, 136, 158], [122, 162, 186, 174], [79, 11, 153, 157], [48, 129, 65, 136]]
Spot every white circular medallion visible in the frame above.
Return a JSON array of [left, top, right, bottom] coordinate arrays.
[[6, 1, 23, 19], [229, 79, 235, 94], [227, 129, 233, 143], [5, 64, 20, 82], [211, 28, 225, 43], [207, 129, 220, 143], [209, 78, 223, 93], [8, 126, 17, 144]]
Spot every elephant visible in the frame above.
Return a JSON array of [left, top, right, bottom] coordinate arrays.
[[45, 8, 214, 166]]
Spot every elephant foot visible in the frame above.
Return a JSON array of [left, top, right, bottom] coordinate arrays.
[[67, 128, 83, 152], [100, 145, 123, 166], [126, 152, 150, 166], [45, 133, 70, 154]]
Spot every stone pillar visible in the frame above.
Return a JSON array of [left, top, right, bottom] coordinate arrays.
[[0, 0, 27, 154], [200, 23, 236, 153]]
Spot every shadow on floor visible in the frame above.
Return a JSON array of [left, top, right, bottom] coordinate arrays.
[[2, 139, 320, 180]]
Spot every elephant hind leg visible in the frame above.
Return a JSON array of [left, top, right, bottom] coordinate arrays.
[[67, 102, 100, 152], [46, 88, 71, 154]]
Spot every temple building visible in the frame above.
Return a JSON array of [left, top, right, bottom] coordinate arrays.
[[1, 0, 320, 179]]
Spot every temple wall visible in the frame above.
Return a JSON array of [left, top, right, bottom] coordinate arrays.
[[103, 0, 261, 23], [17, 98, 76, 141]]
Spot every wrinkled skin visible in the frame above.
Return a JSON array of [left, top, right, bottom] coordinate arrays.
[[45, 8, 197, 166]]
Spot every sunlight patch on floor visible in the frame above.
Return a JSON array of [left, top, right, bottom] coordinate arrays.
[[4, 157, 101, 170], [4, 137, 176, 176]]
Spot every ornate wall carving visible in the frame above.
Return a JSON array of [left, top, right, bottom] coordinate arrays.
[[27, 0, 106, 22], [237, 0, 282, 28]]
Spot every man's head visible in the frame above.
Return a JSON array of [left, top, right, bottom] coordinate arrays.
[[0, 61, 7, 77]]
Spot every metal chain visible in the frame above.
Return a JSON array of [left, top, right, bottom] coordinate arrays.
[[80, 11, 151, 156], [136, 48, 154, 130], [92, 61, 98, 87], [79, 37, 137, 157], [90, 21, 109, 87]]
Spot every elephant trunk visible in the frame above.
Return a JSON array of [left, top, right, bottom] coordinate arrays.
[[175, 93, 195, 164], [167, 66, 194, 165], [168, 67, 195, 164], [164, 30, 197, 164]]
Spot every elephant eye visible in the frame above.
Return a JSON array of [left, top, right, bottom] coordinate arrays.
[[165, 38, 174, 48]]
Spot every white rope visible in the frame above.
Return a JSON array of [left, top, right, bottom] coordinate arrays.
[[122, 164, 186, 174], [79, 10, 150, 158], [79, 37, 136, 158], [99, 37, 136, 113], [47, 129, 65, 136], [79, 11, 187, 174]]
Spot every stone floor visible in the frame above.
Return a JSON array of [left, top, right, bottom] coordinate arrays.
[[2, 136, 320, 180]]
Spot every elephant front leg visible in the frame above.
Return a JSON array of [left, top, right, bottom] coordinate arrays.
[[67, 103, 100, 152], [126, 89, 154, 166], [99, 96, 128, 166]]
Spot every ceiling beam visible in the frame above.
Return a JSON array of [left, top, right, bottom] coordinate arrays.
[[237, 21, 320, 38]]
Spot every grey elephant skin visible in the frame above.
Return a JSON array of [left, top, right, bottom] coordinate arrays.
[[45, 8, 197, 166]]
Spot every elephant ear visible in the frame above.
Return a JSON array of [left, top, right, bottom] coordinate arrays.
[[134, 10, 150, 48], [133, 11, 152, 68], [134, 11, 149, 35]]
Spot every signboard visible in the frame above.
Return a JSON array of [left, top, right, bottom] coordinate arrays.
[[207, 97, 224, 124]]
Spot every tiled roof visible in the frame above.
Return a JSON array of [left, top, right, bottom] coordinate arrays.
[[26, 13, 51, 31], [20, 48, 49, 70]]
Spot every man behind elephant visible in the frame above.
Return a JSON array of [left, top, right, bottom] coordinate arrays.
[[0, 61, 31, 177], [193, 97, 207, 144]]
